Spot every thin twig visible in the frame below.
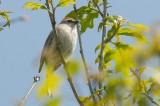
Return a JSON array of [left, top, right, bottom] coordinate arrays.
[[142, 93, 160, 106], [73, 1, 96, 103], [98, 0, 107, 98], [104, 23, 120, 44], [92, 0, 104, 18], [0, 16, 29, 27], [45, 0, 82, 105], [18, 76, 40, 106]]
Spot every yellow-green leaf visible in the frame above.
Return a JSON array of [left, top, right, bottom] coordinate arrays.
[[114, 47, 136, 76], [57, 0, 75, 7], [45, 97, 61, 106], [138, 66, 146, 75], [80, 10, 98, 32], [79, 96, 93, 106], [24, 2, 48, 11], [38, 65, 62, 98], [128, 24, 149, 31], [0, 10, 11, 27], [113, 42, 132, 50], [98, 22, 103, 32], [118, 28, 148, 43], [104, 50, 115, 63], [95, 56, 99, 64], [66, 59, 81, 76], [95, 44, 101, 53]]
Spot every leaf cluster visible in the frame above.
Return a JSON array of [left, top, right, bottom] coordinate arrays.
[[0, 10, 11, 31]]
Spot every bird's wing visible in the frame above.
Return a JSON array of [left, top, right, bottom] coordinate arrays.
[[38, 31, 54, 73]]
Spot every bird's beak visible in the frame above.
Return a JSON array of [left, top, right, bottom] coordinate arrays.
[[74, 20, 79, 24]]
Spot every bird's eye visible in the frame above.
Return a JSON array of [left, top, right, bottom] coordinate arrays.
[[67, 20, 73, 23]]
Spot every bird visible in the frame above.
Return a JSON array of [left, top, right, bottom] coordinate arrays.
[[38, 17, 79, 73]]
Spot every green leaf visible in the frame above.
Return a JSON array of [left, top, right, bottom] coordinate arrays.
[[66, 6, 90, 20], [93, 0, 101, 4], [45, 97, 61, 106], [66, 60, 81, 76], [24, 2, 50, 11], [57, 0, 75, 7], [95, 56, 99, 64], [118, 28, 148, 43], [79, 96, 86, 102], [95, 44, 101, 53], [113, 42, 132, 50], [107, 25, 116, 38], [0, 10, 11, 27], [104, 50, 115, 63], [0, 10, 11, 14], [128, 24, 149, 31], [103, 44, 113, 67], [103, 16, 118, 27], [79, 96, 93, 105], [38, 65, 62, 98], [80, 10, 98, 32], [138, 66, 146, 75], [103, 42, 135, 75], [98, 22, 103, 32], [66, 6, 98, 32], [114, 46, 136, 76]]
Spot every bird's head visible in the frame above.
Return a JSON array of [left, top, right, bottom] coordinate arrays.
[[60, 17, 79, 26]]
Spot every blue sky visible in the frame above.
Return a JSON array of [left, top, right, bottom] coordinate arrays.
[[0, 0, 160, 106]]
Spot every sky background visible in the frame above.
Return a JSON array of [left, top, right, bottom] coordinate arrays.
[[0, 0, 160, 106]]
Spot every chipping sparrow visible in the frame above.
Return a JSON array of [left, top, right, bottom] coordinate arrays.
[[39, 18, 79, 73]]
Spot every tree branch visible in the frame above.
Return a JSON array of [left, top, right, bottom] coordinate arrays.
[[92, 0, 104, 18], [45, 0, 82, 105], [18, 76, 40, 106], [142, 93, 160, 106], [98, 0, 107, 98], [73, 1, 96, 103]]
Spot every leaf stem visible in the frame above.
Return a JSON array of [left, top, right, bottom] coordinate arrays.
[[45, 0, 82, 105], [104, 23, 120, 44], [73, 1, 96, 103]]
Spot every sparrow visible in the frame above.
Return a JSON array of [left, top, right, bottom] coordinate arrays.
[[39, 17, 79, 73]]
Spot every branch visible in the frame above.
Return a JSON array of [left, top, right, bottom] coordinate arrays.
[[92, 0, 104, 18], [98, 0, 107, 97], [73, 1, 96, 103], [18, 76, 40, 106], [142, 93, 160, 106], [45, 0, 82, 105], [0, 15, 29, 27]]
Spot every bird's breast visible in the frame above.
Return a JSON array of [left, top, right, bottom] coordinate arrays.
[[56, 24, 77, 58]]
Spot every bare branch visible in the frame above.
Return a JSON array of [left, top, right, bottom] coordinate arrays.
[[142, 93, 160, 106], [98, 0, 107, 98], [18, 76, 40, 106], [73, 1, 96, 103]]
